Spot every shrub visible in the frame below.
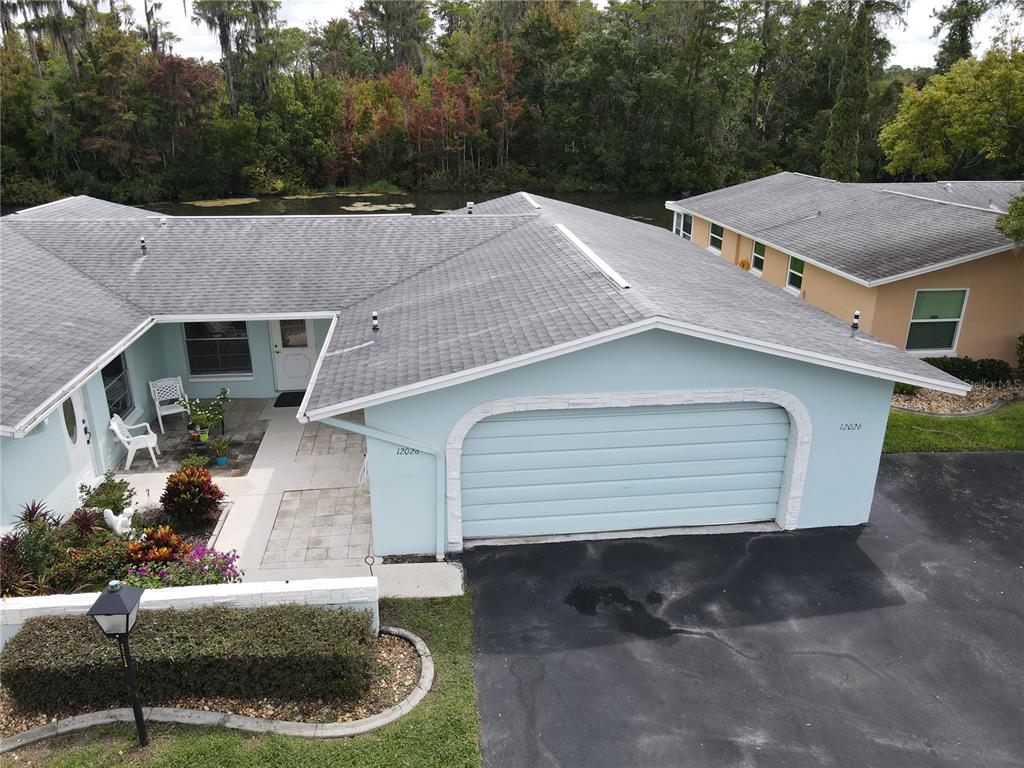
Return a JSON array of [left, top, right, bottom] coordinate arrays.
[[893, 383, 920, 396], [0, 531, 33, 597], [124, 546, 242, 587], [16, 500, 59, 529], [126, 526, 190, 564], [160, 467, 225, 520], [1, 605, 376, 711], [180, 453, 210, 469], [80, 471, 136, 514], [45, 536, 132, 593], [62, 508, 105, 542], [923, 356, 1015, 384]]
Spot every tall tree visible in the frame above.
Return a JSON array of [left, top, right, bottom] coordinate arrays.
[[192, 0, 244, 112], [932, 0, 988, 73]]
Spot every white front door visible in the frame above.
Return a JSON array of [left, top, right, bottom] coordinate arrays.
[[271, 319, 316, 391], [61, 389, 96, 488]]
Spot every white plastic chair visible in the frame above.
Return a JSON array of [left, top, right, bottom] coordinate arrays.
[[109, 414, 160, 470], [149, 377, 188, 433]]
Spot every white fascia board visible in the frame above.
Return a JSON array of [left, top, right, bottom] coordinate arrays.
[[303, 317, 968, 420], [154, 312, 338, 322], [664, 202, 873, 287], [10, 195, 84, 215], [665, 202, 1014, 288], [296, 312, 340, 423], [8, 316, 157, 438]]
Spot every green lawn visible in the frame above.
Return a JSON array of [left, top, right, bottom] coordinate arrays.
[[0, 596, 481, 768], [883, 401, 1024, 453]]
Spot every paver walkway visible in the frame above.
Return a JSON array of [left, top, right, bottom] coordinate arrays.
[[261, 487, 372, 568]]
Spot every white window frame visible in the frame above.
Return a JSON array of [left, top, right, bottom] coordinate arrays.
[[708, 222, 723, 253], [182, 322, 256, 381], [682, 213, 693, 241], [785, 256, 804, 295], [904, 288, 970, 357], [751, 241, 766, 275]]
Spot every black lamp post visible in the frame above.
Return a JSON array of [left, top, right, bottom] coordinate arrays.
[[87, 580, 148, 747]]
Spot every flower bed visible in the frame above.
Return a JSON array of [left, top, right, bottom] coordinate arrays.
[[1, 469, 236, 598], [892, 382, 1024, 415]]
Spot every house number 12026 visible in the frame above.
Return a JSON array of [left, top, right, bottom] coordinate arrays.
[[396, 447, 420, 455], [839, 423, 862, 431]]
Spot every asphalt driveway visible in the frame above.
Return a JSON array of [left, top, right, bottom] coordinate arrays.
[[463, 452, 1024, 768]]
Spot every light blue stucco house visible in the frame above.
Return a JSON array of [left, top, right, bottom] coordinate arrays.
[[0, 193, 966, 555]]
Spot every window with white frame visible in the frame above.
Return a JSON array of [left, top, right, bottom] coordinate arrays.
[[786, 256, 804, 291], [709, 223, 723, 251], [184, 322, 253, 376], [101, 354, 134, 419], [905, 289, 967, 352], [751, 241, 766, 273]]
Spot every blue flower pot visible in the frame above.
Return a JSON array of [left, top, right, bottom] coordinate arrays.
[[215, 455, 228, 466]]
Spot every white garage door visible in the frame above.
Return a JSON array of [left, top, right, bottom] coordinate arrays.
[[460, 402, 790, 539]]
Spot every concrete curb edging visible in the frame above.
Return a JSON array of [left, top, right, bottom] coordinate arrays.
[[0, 626, 432, 753], [891, 392, 1023, 419]]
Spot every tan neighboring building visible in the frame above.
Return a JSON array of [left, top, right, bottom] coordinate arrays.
[[667, 173, 1023, 364]]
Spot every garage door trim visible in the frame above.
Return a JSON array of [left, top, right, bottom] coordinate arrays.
[[445, 388, 812, 551]]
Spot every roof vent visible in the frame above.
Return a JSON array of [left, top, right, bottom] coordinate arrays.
[[467, 202, 474, 215], [944, 182, 953, 192], [371, 311, 380, 335], [850, 310, 861, 337], [139, 237, 147, 255]]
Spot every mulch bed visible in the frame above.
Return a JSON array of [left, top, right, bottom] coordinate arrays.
[[0, 633, 419, 739], [892, 383, 1023, 414]]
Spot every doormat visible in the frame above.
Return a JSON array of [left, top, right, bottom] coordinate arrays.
[[274, 391, 305, 408]]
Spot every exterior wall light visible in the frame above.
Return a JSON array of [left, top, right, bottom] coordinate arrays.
[[86, 580, 149, 746]]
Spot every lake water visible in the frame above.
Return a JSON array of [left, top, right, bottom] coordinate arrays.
[[141, 190, 673, 230]]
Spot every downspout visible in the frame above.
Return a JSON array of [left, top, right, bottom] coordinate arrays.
[[321, 417, 446, 561]]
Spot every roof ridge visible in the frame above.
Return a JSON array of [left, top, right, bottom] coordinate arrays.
[[333, 214, 541, 313], [1, 225, 152, 317], [879, 189, 1006, 214]]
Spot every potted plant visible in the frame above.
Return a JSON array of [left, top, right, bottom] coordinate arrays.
[[209, 436, 229, 466], [179, 389, 230, 443]]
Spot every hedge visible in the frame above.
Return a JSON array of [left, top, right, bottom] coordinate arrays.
[[0, 604, 375, 712], [922, 356, 1016, 384]]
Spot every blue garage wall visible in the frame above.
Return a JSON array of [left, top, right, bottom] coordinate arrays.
[[360, 329, 894, 555]]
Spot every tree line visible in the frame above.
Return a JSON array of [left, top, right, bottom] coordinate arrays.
[[1, 0, 1022, 206]]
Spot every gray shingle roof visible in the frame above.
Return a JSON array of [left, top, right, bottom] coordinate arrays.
[[1, 227, 150, 431], [1, 192, 967, 433], [10, 195, 153, 220], [670, 172, 1015, 283], [859, 180, 1022, 213]]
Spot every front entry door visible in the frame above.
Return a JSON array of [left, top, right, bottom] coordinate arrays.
[[271, 319, 316, 391], [62, 389, 96, 489]]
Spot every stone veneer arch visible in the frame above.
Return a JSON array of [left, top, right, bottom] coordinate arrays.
[[445, 388, 813, 551]]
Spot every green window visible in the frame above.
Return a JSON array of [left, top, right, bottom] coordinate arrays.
[[787, 256, 805, 290], [709, 223, 724, 251], [906, 290, 967, 351], [752, 242, 766, 272]]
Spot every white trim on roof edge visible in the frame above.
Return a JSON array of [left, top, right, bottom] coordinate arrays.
[[2, 317, 157, 438], [299, 316, 968, 422], [664, 202, 1014, 286], [443, 388, 813, 551], [154, 312, 338, 322], [555, 223, 631, 289], [297, 313, 340, 419]]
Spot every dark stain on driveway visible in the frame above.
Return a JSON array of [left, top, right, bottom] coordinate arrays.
[[464, 452, 1024, 768]]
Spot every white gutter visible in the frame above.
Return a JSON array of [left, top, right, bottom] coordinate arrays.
[[301, 316, 969, 421], [296, 312, 339, 420]]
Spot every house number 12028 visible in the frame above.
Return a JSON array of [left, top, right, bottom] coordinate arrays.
[[839, 423, 862, 431], [396, 447, 420, 455]]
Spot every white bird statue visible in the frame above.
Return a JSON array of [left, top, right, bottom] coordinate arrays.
[[103, 506, 135, 536]]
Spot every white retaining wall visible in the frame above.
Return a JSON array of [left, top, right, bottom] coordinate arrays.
[[0, 577, 379, 648]]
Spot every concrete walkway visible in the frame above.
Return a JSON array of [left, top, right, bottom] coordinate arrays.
[[120, 401, 462, 598]]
